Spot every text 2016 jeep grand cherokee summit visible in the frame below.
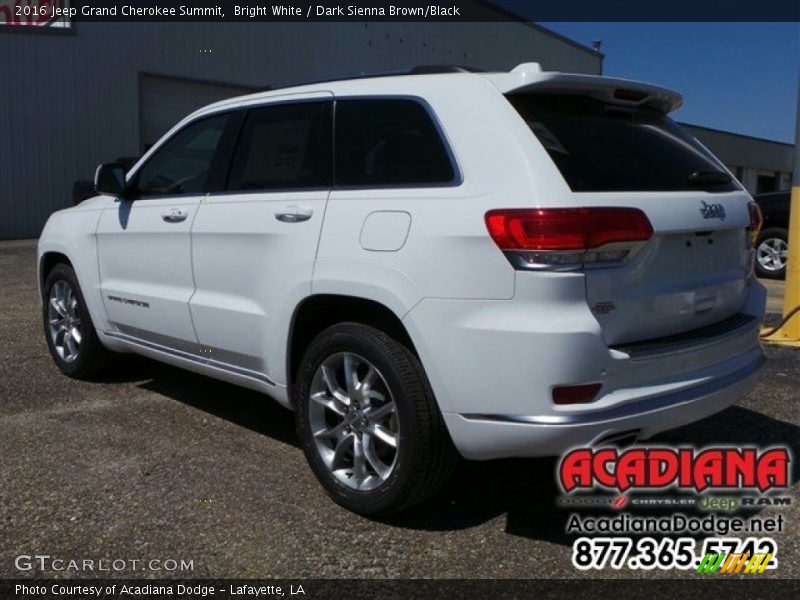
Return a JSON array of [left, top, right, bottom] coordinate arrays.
[[38, 64, 766, 515]]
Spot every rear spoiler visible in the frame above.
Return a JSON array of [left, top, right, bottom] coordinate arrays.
[[485, 63, 683, 114]]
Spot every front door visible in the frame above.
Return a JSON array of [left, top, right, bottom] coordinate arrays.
[[97, 112, 231, 351]]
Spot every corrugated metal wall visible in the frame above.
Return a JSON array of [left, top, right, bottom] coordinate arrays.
[[0, 21, 601, 239], [683, 125, 794, 173], [683, 124, 794, 194], [139, 75, 256, 151]]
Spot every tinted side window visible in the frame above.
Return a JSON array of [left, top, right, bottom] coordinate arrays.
[[226, 101, 332, 191], [335, 99, 455, 187], [136, 114, 228, 197]]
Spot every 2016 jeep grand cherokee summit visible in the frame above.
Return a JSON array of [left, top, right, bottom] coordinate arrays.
[[38, 64, 766, 515]]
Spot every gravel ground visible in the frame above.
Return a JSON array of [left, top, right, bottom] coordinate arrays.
[[1, 240, 798, 579]]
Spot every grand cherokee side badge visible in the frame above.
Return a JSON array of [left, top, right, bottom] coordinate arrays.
[[700, 201, 726, 221], [107, 295, 150, 308]]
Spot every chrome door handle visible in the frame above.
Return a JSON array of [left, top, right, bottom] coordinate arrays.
[[162, 208, 188, 223], [275, 213, 311, 223], [275, 206, 313, 223]]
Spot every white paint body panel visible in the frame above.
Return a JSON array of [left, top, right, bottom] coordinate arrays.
[[37, 67, 766, 457], [360, 211, 412, 252], [190, 189, 328, 383], [96, 196, 201, 347]]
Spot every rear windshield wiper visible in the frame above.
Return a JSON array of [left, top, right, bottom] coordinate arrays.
[[688, 170, 732, 185]]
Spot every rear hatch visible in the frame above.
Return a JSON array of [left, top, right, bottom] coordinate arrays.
[[507, 92, 754, 346]]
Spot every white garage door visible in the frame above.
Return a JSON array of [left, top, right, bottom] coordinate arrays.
[[139, 75, 255, 152]]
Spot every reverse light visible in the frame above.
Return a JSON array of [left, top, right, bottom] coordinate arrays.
[[485, 207, 653, 270], [552, 383, 602, 405], [747, 201, 763, 247]]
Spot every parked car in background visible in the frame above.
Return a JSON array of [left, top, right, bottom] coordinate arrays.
[[71, 180, 96, 206], [754, 190, 791, 279]]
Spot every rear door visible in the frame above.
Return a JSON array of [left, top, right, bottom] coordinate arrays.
[[508, 93, 753, 345], [189, 94, 333, 381], [97, 112, 231, 350]]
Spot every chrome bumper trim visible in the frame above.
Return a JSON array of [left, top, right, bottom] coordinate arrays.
[[461, 353, 764, 426]]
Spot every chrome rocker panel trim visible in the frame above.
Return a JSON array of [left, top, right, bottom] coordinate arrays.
[[104, 330, 276, 386]]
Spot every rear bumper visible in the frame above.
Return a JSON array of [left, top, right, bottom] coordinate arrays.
[[403, 274, 767, 460], [445, 350, 764, 459]]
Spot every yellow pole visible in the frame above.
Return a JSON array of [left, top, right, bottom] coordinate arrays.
[[763, 68, 800, 345]]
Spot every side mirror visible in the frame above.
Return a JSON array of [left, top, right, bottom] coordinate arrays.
[[94, 163, 128, 198]]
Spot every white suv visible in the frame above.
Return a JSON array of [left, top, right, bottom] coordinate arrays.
[[38, 63, 766, 515]]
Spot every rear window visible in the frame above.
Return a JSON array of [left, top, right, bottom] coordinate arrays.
[[334, 99, 456, 187], [508, 94, 738, 193]]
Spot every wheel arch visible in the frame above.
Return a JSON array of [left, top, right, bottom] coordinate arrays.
[[286, 294, 419, 402], [38, 231, 110, 334], [761, 213, 789, 230], [39, 251, 74, 303]]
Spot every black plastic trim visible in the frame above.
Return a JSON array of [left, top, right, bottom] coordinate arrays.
[[611, 312, 758, 359]]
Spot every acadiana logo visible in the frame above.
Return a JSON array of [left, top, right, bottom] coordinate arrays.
[[558, 446, 791, 494]]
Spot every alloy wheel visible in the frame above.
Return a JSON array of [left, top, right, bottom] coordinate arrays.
[[308, 352, 399, 491], [48, 280, 82, 363], [757, 237, 788, 273]]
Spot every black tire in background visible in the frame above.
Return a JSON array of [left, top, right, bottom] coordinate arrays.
[[42, 263, 114, 379], [294, 322, 457, 516], [755, 227, 789, 279]]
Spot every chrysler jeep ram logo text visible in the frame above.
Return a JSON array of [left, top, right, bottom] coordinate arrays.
[[700, 201, 726, 221]]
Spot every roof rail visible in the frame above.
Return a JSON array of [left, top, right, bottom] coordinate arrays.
[[270, 65, 486, 92], [409, 65, 487, 74]]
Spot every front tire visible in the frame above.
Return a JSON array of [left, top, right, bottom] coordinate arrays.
[[43, 263, 113, 379], [755, 227, 789, 279], [294, 323, 456, 516]]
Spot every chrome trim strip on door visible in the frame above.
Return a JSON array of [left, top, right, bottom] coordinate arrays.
[[114, 323, 200, 354], [104, 330, 276, 386]]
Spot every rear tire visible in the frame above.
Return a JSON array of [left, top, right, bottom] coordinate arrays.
[[43, 263, 113, 379], [755, 227, 788, 279], [294, 322, 457, 516]]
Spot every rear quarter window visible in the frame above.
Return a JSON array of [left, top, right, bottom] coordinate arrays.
[[508, 94, 738, 193]]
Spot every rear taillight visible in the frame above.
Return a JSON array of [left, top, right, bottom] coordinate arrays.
[[747, 201, 763, 247], [485, 207, 653, 270]]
